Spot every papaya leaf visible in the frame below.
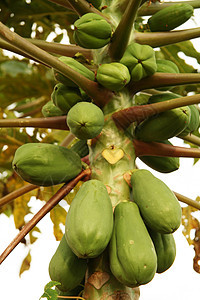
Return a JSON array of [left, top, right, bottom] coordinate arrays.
[[50, 204, 67, 241], [65, 181, 83, 206], [40, 281, 60, 300], [19, 251, 32, 276], [29, 226, 41, 244], [182, 202, 200, 246]]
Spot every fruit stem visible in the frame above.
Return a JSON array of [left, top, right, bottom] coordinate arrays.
[[133, 139, 200, 158], [112, 94, 200, 129], [108, 0, 143, 61], [0, 168, 91, 265], [0, 116, 69, 130], [138, 1, 200, 16], [180, 134, 200, 147], [174, 192, 200, 210], [0, 22, 113, 107], [134, 27, 200, 48], [129, 73, 200, 95], [0, 184, 39, 208]]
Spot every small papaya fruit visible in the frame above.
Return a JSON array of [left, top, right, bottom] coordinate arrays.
[[147, 227, 176, 274], [178, 105, 200, 137], [139, 140, 180, 173], [54, 56, 95, 87], [51, 83, 82, 114], [49, 235, 87, 292], [120, 42, 157, 81], [134, 106, 191, 142], [70, 139, 89, 158], [96, 62, 131, 91], [41, 100, 64, 117], [67, 102, 104, 140], [65, 179, 113, 258], [73, 13, 112, 49], [148, 3, 194, 32], [148, 92, 181, 104], [12, 143, 82, 186], [131, 169, 182, 234], [109, 201, 157, 287]]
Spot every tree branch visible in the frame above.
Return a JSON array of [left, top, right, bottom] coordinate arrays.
[[112, 94, 200, 129], [0, 22, 113, 108], [0, 168, 91, 265], [174, 192, 200, 210], [134, 27, 200, 48], [108, 0, 143, 61], [133, 139, 200, 158], [0, 116, 69, 130], [0, 184, 39, 208], [129, 73, 200, 95]]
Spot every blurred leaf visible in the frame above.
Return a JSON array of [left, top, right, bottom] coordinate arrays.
[[19, 251, 32, 276], [29, 226, 41, 244], [50, 205, 67, 241], [40, 281, 60, 300], [182, 200, 200, 246]]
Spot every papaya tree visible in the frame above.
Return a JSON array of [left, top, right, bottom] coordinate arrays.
[[1, 0, 200, 299]]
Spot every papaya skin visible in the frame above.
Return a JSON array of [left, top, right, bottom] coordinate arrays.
[[131, 169, 182, 234]]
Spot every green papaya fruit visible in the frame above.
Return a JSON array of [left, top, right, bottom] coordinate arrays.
[[73, 13, 112, 49], [55, 283, 84, 299], [134, 106, 191, 142], [51, 83, 82, 114], [131, 169, 182, 234], [49, 235, 87, 292], [12, 143, 82, 186], [156, 59, 180, 91], [139, 140, 180, 173], [96, 62, 131, 91], [178, 105, 200, 137], [148, 3, 194, 32], [86, 0, 102, 9], [147, 227, 176, 274], [120, 42, 157, 81], [148, 92, 181, 104], [65, 179, 113, 258], [41, 100, 64, 117], [67, 102, 104, 140], [54, 56, 95, 87], [109, 201, 157, 287], [70, 139, 89, 158]]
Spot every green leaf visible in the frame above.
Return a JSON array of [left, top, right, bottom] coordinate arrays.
[[40, 281, 60, 300]]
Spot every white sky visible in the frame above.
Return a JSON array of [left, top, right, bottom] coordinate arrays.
[[0, 2, 200, 300]]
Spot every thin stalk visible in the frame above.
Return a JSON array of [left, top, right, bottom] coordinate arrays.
[[108, 0, 143, 61], [112, 94, 200, 129], [174, 192, 200, 210], [134, 27, 200, 48], [0, 116, 69, 130], [47, 0, 73, 10], [129, 73, 200, 95], [0, 184, 39, 208], [28, 39, 93, 60], [138, 1, 200, 16], [0, 168, 91, 265], [60, 132, 76, 147], [0, 22, 113, 108], [133, 139, 200, 158], [180, 134, 200, 147]]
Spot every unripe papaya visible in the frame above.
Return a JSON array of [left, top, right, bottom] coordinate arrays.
[[49, 235, 87, 292], [131, 169, 182, 234], [178, 105, 200, 137], [70, 139, 89, 158], [148, 92, 181, 104], [51, 83, 82, 114], [147, 227, 176, 274], [56, 283, 84, 299], [67, 102, 104, 140], [73, 13, 112, 49], [54, 56, 95, 87], [148, 3, 194, 32], [96, 62, 131, 91], [120, 42, 157, 81], [65, 179, 113, 258], [109, 201, 157, 287], [41, 100, 64, 117], [12, 143, 82, 186], [139, 140, 180, 173], [134, 106, 191, 142], [86, 0, 102, 9]]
